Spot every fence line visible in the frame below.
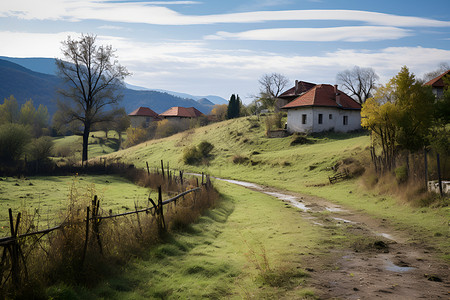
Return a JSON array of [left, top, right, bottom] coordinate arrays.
[[0, 163, 213, 295]]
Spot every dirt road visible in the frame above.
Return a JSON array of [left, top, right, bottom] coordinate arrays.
[[218, 178, 449, 299]]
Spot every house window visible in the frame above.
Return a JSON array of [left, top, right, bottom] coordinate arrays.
[[302, 114, 307, 124], [329, 114, 332, 120], [343, 116, 348, 125], [318, 114, 323, 124]]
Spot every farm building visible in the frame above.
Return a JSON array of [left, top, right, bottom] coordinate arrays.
[[282, 84, 361, 134], [424, 69, 449, 98], [159, 106, 204, 119], [128, 106, 160, 127]]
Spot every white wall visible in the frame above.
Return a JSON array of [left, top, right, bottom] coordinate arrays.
[[286, 107, 361, 133]]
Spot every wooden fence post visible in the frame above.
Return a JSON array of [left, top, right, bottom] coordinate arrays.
[[161, 160, 165, 179], [92, 196, 103, 255], [157, 186, 166, 234], [424, 148, 428, 189], [437, 153, 443, 196], [135, 201, 142, 234], [146, 162, 150, 175], [8, 209, 21, 289]]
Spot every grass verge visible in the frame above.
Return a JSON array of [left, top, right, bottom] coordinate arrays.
[[55, 180, 324, 299]]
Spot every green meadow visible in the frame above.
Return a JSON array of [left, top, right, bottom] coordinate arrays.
[[49, 180, 322, 299], [0, 175, 151, 235], [104, 116, 449, 258]]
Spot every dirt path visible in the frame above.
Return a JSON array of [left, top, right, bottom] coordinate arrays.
[[217, 178, 450, 299]]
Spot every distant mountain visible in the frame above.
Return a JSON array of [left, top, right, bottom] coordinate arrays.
[[1, 56, 228, 105], [0, 56, 57, 75], [151, 88, 228, 105], [0, 59, 60, 113], [197, 98, 215, 106], [0, 59, 213, 116]]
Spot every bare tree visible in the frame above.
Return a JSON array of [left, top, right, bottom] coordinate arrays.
[[257, 73, 289, 111], [336, 66, 379, 104], [422, 62, 449, 82], [56, 34, 130, 163]]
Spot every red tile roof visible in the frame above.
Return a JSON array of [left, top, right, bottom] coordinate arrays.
[[282, 84, 361, 110], [159, 107, 204, 118], [128, 107, 159, 117], [278, 81, 316, 99], [424, 70, 450, 88]]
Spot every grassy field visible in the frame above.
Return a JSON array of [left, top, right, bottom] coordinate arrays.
[[52, 131, 123, 162], [0, 174, 151, 235], [103, 116, 449, 259], [50, 180, 324, 299]]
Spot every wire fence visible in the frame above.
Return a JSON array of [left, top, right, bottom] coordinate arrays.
[[0, 161, 215, 297]]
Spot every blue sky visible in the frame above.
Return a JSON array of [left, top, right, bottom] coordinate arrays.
[[0, 0, 449, 103]]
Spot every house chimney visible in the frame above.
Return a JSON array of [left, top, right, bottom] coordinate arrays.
[[334, 84, 341, 105], [294, 80, 299, 95]]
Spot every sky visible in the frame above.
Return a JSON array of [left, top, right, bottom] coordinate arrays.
[[0, 0, 449, 103]]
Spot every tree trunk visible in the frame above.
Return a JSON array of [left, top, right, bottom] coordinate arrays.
[[82, 123, 90, 164]]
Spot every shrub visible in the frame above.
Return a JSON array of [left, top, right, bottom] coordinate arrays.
[[395, 165, 408, 184], [197, 141, 214, 156], [183, 146, 203, 165], [183, 141, 214, 165], [28, 136, 54, 162], [290, 133, 312, 146], [0, 123, 31, 163], [123, 126, 148, 148], [155, 119, 190, 139], [265, 112, 283, 132], [232, 155, 249, 165]]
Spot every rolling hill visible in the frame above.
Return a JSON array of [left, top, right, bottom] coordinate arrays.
[[0, 58, 215, 115]]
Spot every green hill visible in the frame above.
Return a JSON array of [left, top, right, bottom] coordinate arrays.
[[102, 116, 449, 259], [105, 116, 370, 193]]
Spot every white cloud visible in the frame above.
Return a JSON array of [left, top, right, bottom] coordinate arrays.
[[205, 26, 412, 42], [0, 31, 78, 57], [1, 1, 449, 27], [98, 25, 126, 30], [1, 30, 449, 101]]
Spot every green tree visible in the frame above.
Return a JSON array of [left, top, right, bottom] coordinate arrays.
[[227, 94, 236, 119], [362, 66, 434, 172], [0, 123, 31, 164], [393, 67, 434, 152], [227, 94, 241, 119], [111, 108, 130, 147], [210, 104, 228, 121], [56, 34, 130, 163], [0, 95, 19, 124]]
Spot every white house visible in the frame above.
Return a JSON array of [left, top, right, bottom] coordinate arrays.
[[282, 84, 362, 133]]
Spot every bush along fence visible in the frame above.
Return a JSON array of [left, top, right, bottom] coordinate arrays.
[[0, 161, 218, 298]]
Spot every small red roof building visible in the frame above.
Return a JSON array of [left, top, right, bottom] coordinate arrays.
[[128, 107, 160, 127], [128, 107, 159, 118], [282, 84, 361, 110], [424, 70, 449, 98], [159, 107, 204, 118], [424, 70, 450, 88]]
